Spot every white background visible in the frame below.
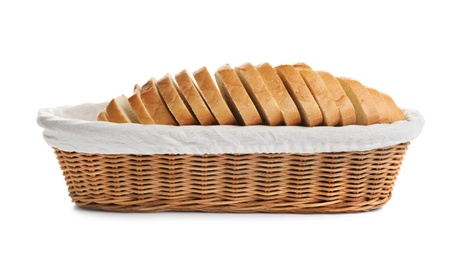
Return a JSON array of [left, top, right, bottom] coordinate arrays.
[[1, 0, 448, 259]]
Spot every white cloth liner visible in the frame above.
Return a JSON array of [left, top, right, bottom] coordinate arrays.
[[37, 102, 424, 155]]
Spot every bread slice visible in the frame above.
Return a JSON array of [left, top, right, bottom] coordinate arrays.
[[156, 74, 199, 126], [140, 78, 178, 125], [235, 62, 284, 126], [381, 92, 405, 122], [105, 95, 140, 123], [97, 111, 109, 121], [316, 70, 356, 126], [275, 64, 322, 126], [128, 84, 155, 124], [215, 64, 262, 126], [367, 88, 390, 123], [174, 69, 218, 125], [337, 78, 380, 125], [134, 84, 143, 94], [141, 78, 155, 92], [192, 66, 237, 125], [294, 63, 340, 126], [255, 62, 301, 126]]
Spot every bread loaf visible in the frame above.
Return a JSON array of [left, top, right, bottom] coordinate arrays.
[[97, 61, 404, 127]]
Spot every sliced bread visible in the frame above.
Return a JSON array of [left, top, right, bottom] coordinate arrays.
[[367, 87, 390, 123], [294, 63, 340, 126], [192, 66, 237, 125], [275, 64, 322, 126], [128, 84, 155, 124], [97, 111, 109, 121], [235, 62, 283, 126], [381, 92, 405, 122], [337, 77, 380, 125], [316, 70, 356, 126], [140, 78, 178, 125], [141, 78, 155, 92], [214, 64, 262, 126], [175, 69, 218, 125], [255, 62, 301, 125], [134, 84, 142, 94], [156, 74, 199, 125], [105, 95, 140, 123]]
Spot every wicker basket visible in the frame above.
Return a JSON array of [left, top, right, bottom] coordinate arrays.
[[54, 143, 409, 213], [38, 103, 424, 213]]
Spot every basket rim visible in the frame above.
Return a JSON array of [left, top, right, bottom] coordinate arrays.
[[37, 102, 424, 155]]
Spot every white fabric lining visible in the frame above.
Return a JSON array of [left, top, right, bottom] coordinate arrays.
[[37, 102, 424, 155]]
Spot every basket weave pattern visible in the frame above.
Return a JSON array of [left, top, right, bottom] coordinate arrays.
[[54, 142, 408, 213]]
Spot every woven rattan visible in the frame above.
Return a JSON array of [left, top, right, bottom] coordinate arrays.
[[54, 142, 409, 213]]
